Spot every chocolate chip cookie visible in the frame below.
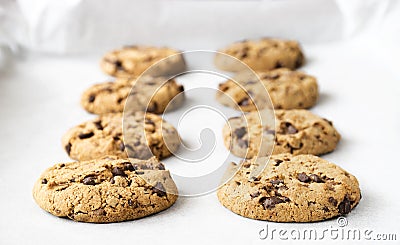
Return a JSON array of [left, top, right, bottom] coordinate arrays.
[[101, 45, 186, 77], [217, 154, 361, 222], [81, 76, 184, 115], [33, 156, 178, 223], [223, 109, 340, 158], [62, 112, 180, 161], [215, 38, 305, 72], [217, 68, 318, 111]]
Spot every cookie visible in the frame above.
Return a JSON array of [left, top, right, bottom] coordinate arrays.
[[223, 109, 340, 158], [217, 154, 361, 222], [62, 112, 180, 161], [100, 45, 186, 77], [215, 38, 305, 72], [33, 156, 178, 223], [81, 76, 184, 115], [217, 68, 318, 111]]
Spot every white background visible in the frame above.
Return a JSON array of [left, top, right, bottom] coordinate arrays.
[[1, 0, 400, 244]]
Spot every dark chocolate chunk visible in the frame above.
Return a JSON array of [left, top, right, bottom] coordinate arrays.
[[152, 182, 166, 197], [309, 174, 324, 183], [270, 179, 283, 185], [238, 98, 250, 106], [82, 176, 97, 185], [274, 159, 283, 166], [93, 121, 103, 130], [328, 197, 338, 206], [78, 132, 94, 139], [112, 167, 127, 177], [263, 196, 285, 209], [234, 127, 247, 138], [297, 172, 311, 183], [338, 195, 352, 215], [250, 192, 260, 198], [88, 95, 95, 103], [41, 179, 48, 184], [124, 162, 135, 171], [65, 143, 72, 155]]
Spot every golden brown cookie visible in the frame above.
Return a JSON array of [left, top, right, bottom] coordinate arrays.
[[223, 109, 340, 158], [217, 68, 318, 111], [33, 156, 178, 223], [81, 76, 184, 115], [215, 38, 304, 72], [217, 154, 361, 222], [62, 112, 180, 161], [101, 45, 186, 77]]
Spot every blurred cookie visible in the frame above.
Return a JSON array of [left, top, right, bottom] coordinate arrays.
[[81, 76, 184, 115], [217, 154, 361, 222], [101, 45, 186, 77], [62, 112, 180, 161], [217, 68, 318, 111], [215, 38, 304, 72], [33, 157, 178, 223], [223, 109, 340, 158]]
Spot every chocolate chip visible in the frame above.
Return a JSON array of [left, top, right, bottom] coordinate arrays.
[[285, 123, 298, 134], [275, 61, 283, 68], [70, 178, 75, 182], [78, 132, 94, 139], [262, 74, 280, 80], [263, 196, 285, 209], [328, 197, 338, 206], [238, 139, 249, 148], [145, 118, 156, 127], [88, 95, 95, 103], [178, 85, 184, 92], [94, 121, 103, 130], [309, 174, 324, 183], [93, 208, 106, 216], [270, 179, 283, 185], [124, 162, 135, 171], [60, 164, 65, 167], [128, 199, 134, 206], [234, 127, 247, 138], [65, 143, 72, 155], [250, 176, 260, 182], [112, 167, 127, 177], [274, 159, 283, 166], [153, 182, 166, 197], [117, 97, 124, 104], [110, 178, 115, 184], [41, 179, 48, 184], [114, 60, 124, 70], [82, 176, 97, 185], [338, 196, 352, 215], [238, 98, 250, 106], [250, 192, 260, 198], [157, 163, 165, 170], [297, 172, 310, 183]]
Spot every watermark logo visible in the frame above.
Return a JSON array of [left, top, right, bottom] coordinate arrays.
[[122, 50, 274, 196], [258, 217, 397, 241]]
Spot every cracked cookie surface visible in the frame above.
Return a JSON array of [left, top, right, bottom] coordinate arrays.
[[215, 38, 304, 72], [81, 76, 184, 115], [33, 156, 178, 223], [217, 154, 361, 222], [62, 112, 180, 161], [223, 109, 340, 158], [100, 45, 186, 77], [217, 68, 318, 111]]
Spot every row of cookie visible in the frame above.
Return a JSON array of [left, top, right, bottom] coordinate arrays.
[[61, 108, 340, 162], [33, 153, 361, 223]]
